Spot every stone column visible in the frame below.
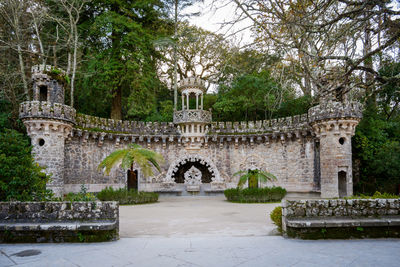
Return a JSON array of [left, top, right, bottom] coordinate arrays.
[[196, 93, 199, 110], [201, 94, 203, 109], [312, 119, 359, 198], [186, 93, 190, 110], [181, 94, 185, 110], [24, 120, 73, 196]]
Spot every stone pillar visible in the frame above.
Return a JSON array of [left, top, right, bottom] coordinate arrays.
[[23, 119, 73, 196], [181, 94, 185, 110], [196, 93, 199, 109], [312, 120, 359, 198], [201, 94, 203, 109], [308, 101, 362, 198], [186, 93, 190, 110]]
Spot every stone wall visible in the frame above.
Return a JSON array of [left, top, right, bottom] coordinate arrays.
[[64, 132, 317, 194], [0, 201, 119, 243], [282, 199, 400, 239]]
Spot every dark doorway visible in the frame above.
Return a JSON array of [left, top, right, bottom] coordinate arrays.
[[338, 171, 347, 197], [173, 161, 213, 183], [39, 85, 48, 102], [127, 170, 138, 190]]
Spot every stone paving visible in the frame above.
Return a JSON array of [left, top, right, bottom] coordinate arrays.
[[0, 196, 399, 266]]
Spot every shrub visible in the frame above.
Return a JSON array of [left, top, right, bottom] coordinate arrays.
[[224, 186, 286, 203], [270, 206, 282, 233], [63, 185, 97, 202], [96, 187, 158, 205], [0, 129, 53, 201], [345, 191, 399, 199]]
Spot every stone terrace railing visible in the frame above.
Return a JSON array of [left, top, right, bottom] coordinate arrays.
[[208, 113, 309, 135], [76, 113, 178, 135], [308, 101, 363, 123], [282, 199, 400, 239], [173, 109, 212, 124], [0, 201, 119, 243], [20, 101, 76, 124]]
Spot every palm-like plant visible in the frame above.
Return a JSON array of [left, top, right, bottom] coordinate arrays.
[[97, 144, 165, 177], [234, 169, 277, 189]]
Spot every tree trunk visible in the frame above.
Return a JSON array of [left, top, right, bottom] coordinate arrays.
[[110, 87, 122, 120]]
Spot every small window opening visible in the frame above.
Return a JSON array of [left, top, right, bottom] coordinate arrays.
[[38, 138, 45, 146], [339, 137, 345, 145], [39, 85, 48, 102]]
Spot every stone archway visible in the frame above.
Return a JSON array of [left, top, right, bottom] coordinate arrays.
[[164, 154, 222, 183]]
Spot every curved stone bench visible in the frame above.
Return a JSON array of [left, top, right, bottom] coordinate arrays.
[[0, 201, 119, 243], [282, 199, 400, 239]]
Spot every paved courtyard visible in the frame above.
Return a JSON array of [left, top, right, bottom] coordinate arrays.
[[120, 196, 280, 237], [0, 196, 399, 267]]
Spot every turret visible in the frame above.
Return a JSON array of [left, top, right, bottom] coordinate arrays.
[[173, 77, 212, 150], [309, 100, 363, 198], [19, 65, 75, 196]]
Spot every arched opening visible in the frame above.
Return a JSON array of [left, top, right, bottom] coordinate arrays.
[[173, 160, 213, 184], [127, 170, 138, 190], [338, 171, 347, 197], [39, 85, 48, 102]]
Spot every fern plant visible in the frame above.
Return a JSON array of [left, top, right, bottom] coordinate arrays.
[[234, 169, 277, 188], [98, 144, 164, 177]]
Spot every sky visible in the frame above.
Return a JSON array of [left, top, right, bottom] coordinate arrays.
[[184, 0, 254, 46]]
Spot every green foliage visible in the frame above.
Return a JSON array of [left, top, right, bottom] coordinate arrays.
[[0, 129, 53, 201], [63, 185, 97, 202], [98, 144, 164, 177], [345, 191, 399, 199], [234, 169, 277, 189], [75, 0, 172, 119], [213, 71, 300, 121], [224, 186, 286, 203], [96, 187, 158, 205], [353, 63, 400, 194], [270, 206, 282, 233]]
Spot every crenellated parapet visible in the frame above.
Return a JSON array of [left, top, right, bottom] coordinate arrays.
[[20, 101, 76, 124], [208, 114, 309, 135], [178, 77, 207, 92], [308, 101, 363, 123], [76, 114, 178, 135]]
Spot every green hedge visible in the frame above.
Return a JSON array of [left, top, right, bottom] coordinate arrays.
[[224, 187, 286, 203], [270, 206, 282, 233], [96, 187, 158, 205]]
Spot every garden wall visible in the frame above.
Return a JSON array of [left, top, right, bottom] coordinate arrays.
[[282, 199, 400, 239], [0, 201, 119, 243]]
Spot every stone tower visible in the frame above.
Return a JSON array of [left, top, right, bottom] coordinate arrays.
[[309, 100, 363, 198], [173, 77, 212, 150], [19, 65, 76, 196]]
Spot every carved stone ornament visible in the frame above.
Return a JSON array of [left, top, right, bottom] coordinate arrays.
[[184, 166, 202, 185]]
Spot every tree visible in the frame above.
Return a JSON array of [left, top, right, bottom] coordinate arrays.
[[98, 144, 165, 178], [212, 70, 292, 121], [77, 0, 171, 120], [0, 129, 52, 201], [219, 0, 400, 99], [234, 169, 277, 189]]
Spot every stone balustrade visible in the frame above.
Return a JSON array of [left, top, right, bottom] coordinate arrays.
[[308, 101, 363, 123], [282, 199, 400, 239], [19, 101, 76, 124], [0, 201, 119, 243], [173, 110, 212, 124]]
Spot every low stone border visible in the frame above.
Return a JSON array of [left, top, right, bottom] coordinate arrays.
[[0, 201, 119, 243], [282, 199, 400, 239]]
